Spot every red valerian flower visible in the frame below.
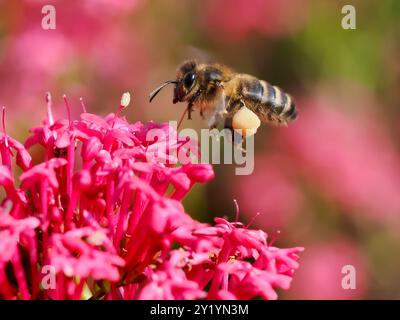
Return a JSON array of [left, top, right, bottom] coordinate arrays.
[[0, 93, 303, 300]]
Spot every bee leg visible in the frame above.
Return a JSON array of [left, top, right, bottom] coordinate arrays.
[[208, 92, 228, 129], [187, 103, 193, 120], [224, 118, 244, 151], [187, 89, 203, 120], [208, 111, 224, 129], [223, 118, 234, 141]]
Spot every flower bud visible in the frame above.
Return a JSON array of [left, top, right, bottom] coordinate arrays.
[[120, 92, 131, 108]]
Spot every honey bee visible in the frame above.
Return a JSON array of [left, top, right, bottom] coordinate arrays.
[[149, 60, 297, 138]]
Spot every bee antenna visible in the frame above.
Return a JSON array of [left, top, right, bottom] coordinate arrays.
[[149, 80, 178, 103]]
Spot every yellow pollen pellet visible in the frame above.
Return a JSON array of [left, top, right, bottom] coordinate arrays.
[[232, 106, 261, 137]]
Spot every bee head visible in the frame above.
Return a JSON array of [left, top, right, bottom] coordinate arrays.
[[148, 60, 198, 104], [173, 60, 198, 103]]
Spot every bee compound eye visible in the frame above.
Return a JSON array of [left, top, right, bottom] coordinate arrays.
[[183, 72, 196, 89]]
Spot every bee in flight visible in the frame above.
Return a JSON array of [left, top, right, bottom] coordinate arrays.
[[149, 60, 297, 139]]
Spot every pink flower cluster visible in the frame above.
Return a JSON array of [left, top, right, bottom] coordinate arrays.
[[0, 95, 303, 300]]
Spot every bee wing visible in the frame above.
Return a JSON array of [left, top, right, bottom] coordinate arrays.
[[181, 46, 216, 64]]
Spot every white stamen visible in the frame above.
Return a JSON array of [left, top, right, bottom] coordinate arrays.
[[120, 92, 131, 108]]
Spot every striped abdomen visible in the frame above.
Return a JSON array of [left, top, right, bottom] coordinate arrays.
[[240, 77, 297, 125]]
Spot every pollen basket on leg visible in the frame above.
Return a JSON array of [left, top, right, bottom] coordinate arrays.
[[232, 105, 261, 137]]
